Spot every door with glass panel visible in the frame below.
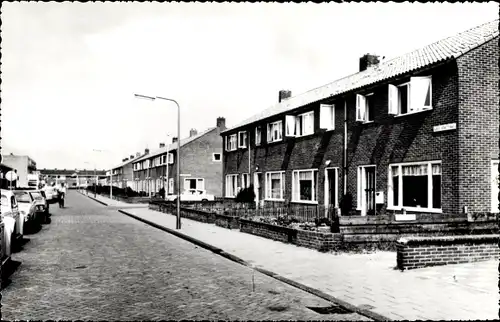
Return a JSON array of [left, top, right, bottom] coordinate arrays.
[[358, 165, 376, 216]]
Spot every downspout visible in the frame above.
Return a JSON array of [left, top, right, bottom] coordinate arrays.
[[343, 99, 348, 196]]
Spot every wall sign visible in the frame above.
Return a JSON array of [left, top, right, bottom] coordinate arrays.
[[433, 123, 457, 133]]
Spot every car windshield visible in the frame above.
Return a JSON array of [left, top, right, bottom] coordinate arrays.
[[14, 192, 32, 203], [30, 192, 43, 200]]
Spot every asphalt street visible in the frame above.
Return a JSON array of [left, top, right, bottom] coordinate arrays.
[[2, 191, 370, 321]]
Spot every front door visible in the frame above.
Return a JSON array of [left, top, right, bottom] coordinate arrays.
[[359, 166, 376, 216], [324, 168, 338, 217], [254, 173, 262, 206]]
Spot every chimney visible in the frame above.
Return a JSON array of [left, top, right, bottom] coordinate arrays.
[[172, 137, 178, 144], [130, 155, 134, 160], [216, 117, 226, 130], [359, 54, 380, 72], [124, 157, 129, 162], [159, 143, 165, 148], [189, 129, 198, 137], [278, 90, 292, 103], [145, 148, 150, 154]]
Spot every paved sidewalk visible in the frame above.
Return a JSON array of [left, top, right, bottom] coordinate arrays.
[[91, 195, 498, 321]]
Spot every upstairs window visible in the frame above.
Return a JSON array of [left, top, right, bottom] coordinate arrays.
[[255, 126, 262, 146], [285, 111, 315, 137], [356, 94, 374, 122], [238, 131, 248, 148], [319, 104, 335, 130], [267, 120, 283, 143], [167, 153, 174, 164], [226, 134, 237, 151], [388, 76, 432, 116], [161, 155, 167, 164]]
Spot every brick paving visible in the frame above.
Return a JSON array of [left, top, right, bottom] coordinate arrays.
[[2, 191, 369, 321], [111, 198, 499, 321]]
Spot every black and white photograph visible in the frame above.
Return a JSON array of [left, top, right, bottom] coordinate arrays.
[[1, 2, 499, 321]]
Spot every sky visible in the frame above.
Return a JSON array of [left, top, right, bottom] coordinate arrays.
[[1, 2, 498, 170]]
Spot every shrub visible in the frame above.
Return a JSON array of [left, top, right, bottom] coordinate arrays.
[[340, 193, 353, 216], [235, 186, 255, 203]]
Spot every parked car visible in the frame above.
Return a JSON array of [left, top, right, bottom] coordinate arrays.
[[165, 189, 215, 202], [1, 189, 23, 255], [13, 190, 40, 234], [29, 190, 50, 223]]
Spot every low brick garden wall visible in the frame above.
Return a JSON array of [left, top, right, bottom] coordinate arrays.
[[215, 213, 240, 229], [396, 234, 499, 270], [240, 219, 342, 252], [149, 202, 215, 224]]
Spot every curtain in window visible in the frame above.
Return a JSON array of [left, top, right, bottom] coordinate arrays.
[[402, 164, 428, 176], [432, 164, 441, 175], [304, 113, 314, 134]]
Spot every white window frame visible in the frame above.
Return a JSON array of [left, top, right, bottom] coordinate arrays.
[[265, 171, 285, 201], [225, 174, 239, 198], [319, 104, 335, 130], [161, 155, 167, 165], [390, 76, 433, 117], [167, 153, 174, 164], [184, 177, 205, 191], [267, 121, 283, 143], [168, 178, 174, 194], [491, 160, 499, 213], [226, 134, 237, 151], [255, 126, 262, 146], [387, 160, 442, 213], [295, 111, 315, 137], [212, 153, 221, 162], [238, 131, 248, 148], [292, 169, 319, 204]]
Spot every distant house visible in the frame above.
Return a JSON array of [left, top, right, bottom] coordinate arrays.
[[221, 20, 499, 216], [1, 154, 37, 188], [110, 152, 145, 189], [131, 117, 226, 197], [39, 168, 107, 187]]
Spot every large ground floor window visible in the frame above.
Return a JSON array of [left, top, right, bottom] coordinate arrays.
[[265, 171, 285, 200], [225, 174, 239, 197], [184, 178, 205, 191], [292, 169, 318, 203], [388, 161, 442, 212]]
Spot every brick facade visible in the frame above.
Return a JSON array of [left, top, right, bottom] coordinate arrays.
[[457, 38, 500, 213], [133, 119, 225, 198], [396, 235, 499, 270], [222, 35, 499, 219]]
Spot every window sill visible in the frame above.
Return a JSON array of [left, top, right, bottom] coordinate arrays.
[[387, 206, 442, 213], [393, 108, 433, 118], [267, 139, 283, 145], [265, 198, 285, 202], [362, 120, 375, 125], [291, 200, 318, 205]]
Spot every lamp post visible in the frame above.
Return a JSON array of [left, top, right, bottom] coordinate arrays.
[[134, 93, 181, 230]]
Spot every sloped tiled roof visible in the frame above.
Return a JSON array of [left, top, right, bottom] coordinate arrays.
[[132, 127, 217, 163], [222, 19, 499, 134], [39, 169, 107, 176], [111, 154, 145, 170]]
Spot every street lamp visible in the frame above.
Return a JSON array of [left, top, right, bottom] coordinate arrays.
[[134, 93, 181, 230], [94, 149, 113, 200]]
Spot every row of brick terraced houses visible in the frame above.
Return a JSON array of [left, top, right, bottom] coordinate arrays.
[[110, 20, 499, 217], [221, 20, 499, 216]]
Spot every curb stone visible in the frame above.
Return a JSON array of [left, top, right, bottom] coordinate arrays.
[[118, 209, 391, 321], [78, 191, 109, 206]]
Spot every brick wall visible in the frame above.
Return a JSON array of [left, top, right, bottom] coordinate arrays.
[[148, 202, 215, 223], [215, 213, 240, 229], [396, 234, 499, 270], [240, 219, 294, 243], [295, 229, 342, 252], [223, 102, 345, 205], [346, 62, 459, 215], [169, 128, 224, 198], [457, 38, 500, 213]]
